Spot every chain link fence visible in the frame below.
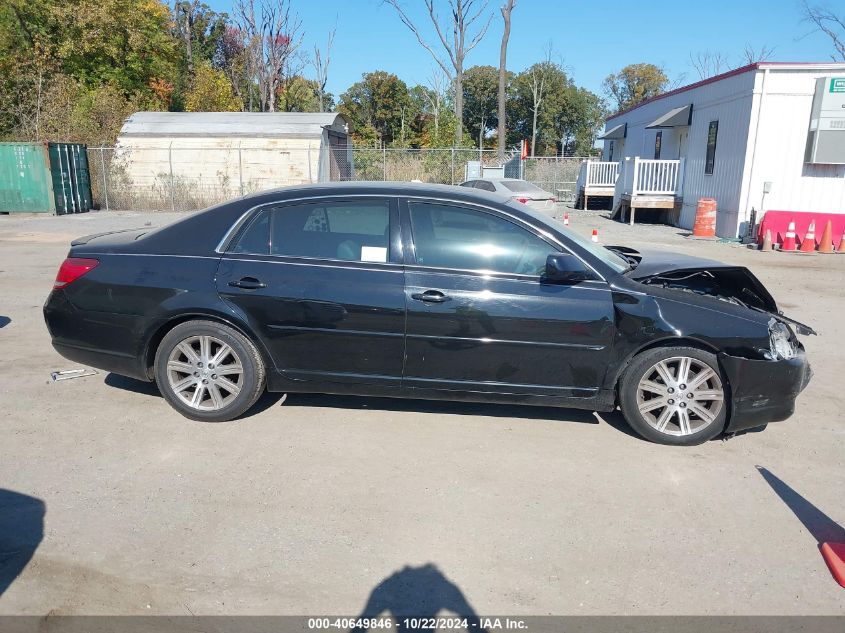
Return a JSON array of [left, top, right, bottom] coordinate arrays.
[[85, 145, 587, 212], [522, 156, 590, 204]]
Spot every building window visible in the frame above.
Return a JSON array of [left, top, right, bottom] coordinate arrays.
[[654, 131, 662, 160], [705, 121, 718, 175], [608, 141, 614, 161]]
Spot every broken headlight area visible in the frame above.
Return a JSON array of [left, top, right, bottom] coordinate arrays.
[[766, 319, 798, 361]]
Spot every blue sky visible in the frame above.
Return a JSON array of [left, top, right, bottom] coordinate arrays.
[[204, 0, 839, 98]]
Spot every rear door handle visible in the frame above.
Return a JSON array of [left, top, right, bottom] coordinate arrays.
[[411, 290, 449, 303], [228, 277, 267, 290]]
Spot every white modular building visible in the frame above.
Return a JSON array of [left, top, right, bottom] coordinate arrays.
[[582, 62, 845, 237]]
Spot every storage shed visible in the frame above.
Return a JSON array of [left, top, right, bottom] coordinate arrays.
[[114, 112, 351, 205], [583, 62, 845, 238]]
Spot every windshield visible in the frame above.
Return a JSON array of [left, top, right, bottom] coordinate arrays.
[[509, 203, 630, 273], [500, 180, 548, 194]]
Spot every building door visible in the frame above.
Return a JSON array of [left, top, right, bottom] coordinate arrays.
[[677, 128, 689, 159]]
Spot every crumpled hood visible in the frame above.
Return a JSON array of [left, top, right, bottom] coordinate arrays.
[[618, 248, 816, 335], [623, 247, 778, 312], [626, 249, 733, 279]]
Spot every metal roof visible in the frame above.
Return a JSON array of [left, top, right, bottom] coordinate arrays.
[[118, 112, 348, 138], [607, 61, 845, 121]]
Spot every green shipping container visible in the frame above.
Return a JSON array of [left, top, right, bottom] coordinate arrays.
[[0, 142, 93, 214]]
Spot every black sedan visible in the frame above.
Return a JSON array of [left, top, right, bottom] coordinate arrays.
[[44, 182, 813, 445]]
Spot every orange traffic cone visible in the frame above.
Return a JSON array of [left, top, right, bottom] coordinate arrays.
[[591, 229, 598, 243], [563, 212, 570, 226], [818, 220, 834, 253], [838, 231, 845, 254], [799, 220, 817, 253], [761, 229, 773, 252], [782, 220, 797, 251], [821, 542, 845, 588]]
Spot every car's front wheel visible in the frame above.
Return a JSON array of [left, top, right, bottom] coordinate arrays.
[[154, 320, 265, 422], [619, 347, 727, 446]]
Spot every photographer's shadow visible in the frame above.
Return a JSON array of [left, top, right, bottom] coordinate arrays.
[[351, 563, 486, 633]]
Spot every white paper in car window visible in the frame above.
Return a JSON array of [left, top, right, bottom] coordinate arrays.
[[361, 246, 388, 263]]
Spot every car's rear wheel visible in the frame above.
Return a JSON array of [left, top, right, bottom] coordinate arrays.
[[619, 347, 727, 446], [154, 320, 265, 422]]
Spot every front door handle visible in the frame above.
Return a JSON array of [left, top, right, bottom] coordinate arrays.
[[411, 290, 449, 303], [228, 277, 267, 290]]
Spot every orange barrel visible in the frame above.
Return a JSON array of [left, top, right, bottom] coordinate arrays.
[[692, 198, 717, 237]]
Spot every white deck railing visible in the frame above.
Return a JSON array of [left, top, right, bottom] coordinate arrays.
[[586, 160, 620, 187], [613, 157, 685, 212], [633, 158, 684, 195], [576, 160, 620, 192]]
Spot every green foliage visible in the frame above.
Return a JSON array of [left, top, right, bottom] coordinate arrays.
[[54, 0, 176, 94], [603, 63, 668, 113], [278, 76, 334, 112], [462, 65, 501, 145], [185, 62, 243, 112], [339, 71, 412, 146]]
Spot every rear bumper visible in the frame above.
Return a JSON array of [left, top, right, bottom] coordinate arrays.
[[44, 290, 149, 381], [720, 348, 812, 433]]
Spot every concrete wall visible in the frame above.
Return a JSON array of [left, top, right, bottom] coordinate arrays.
[[113, 136, 326, 199]]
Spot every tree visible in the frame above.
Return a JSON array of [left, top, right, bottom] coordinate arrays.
[[509, 60, 568, 155], [689, 51, 730, 80], [800, 1, 845, 61], [185, 61, 243, 111], [278, 75, 332, 112], [553, 87, 605, 156], [462, 65, 499, 150], [497, 0, 515, 160], [0, 0, 177, 142], [384, 0, 493, 145], [235, 0, 303, 112], [741, 43, 776, 64], [54, 0, 177, 94], [311, 24, 336, 113], [338, 71, 411, 146], [172, 1, 228, 108], [602, 63, 668, 112]]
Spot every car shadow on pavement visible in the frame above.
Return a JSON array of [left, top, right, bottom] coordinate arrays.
[[756, 466, 845, 545], [104, 372, 644, 435], [103, 373, 285, 419], [0, 488, 45, 597], [350, 563, 487, 633], [284, 392, 604, 425], [0, 316, 10, 328]]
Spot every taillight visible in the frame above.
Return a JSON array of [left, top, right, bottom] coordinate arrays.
[[54, 258, 99, 289], [515, 197, 529, 204]]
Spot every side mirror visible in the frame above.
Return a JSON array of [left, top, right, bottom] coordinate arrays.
[[544, 253, 591, 283]]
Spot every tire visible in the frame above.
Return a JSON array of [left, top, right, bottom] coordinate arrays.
[[619, 346, 728, 446], [154, 320, 265, 422]]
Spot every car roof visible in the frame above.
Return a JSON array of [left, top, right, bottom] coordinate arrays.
[[239, 180, 520, 209]]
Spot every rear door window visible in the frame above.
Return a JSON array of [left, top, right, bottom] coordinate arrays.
[[229, 199, 393, 263]]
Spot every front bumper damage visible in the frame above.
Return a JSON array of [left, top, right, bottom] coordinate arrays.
[[719, 347, 812, 433]]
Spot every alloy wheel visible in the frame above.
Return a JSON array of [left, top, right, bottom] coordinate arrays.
[[636, 356, 724, 437], [166, 335, 244, 411]]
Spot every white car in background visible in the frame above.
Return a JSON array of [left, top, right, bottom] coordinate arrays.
[[459, 178, 557, 212]]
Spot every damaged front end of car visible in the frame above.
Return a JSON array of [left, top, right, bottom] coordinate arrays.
[[617, 250, 815, 433]]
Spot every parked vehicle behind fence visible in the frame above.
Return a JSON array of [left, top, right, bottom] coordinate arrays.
[[460, 178, 557, 213], [44, 182, 813, 446]]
